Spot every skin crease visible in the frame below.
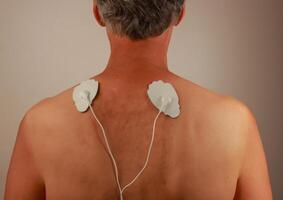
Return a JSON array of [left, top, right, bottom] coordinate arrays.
[[4, 1, 273, 200]]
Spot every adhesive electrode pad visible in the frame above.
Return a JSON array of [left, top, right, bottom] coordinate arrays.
[[72, 79, 99, 112], [147, 80, 181, 118]]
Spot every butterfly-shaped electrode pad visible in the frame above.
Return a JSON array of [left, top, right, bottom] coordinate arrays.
[[147, 80, 180, 118], [72, 79, 99, 112]]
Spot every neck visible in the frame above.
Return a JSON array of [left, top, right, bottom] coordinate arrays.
[[101, 26, 173, 76], [105, 46, 169, 72]]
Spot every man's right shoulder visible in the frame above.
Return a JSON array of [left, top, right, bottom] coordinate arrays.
[[26, 82, 78, 118], [23, 97, 57, 124], [21, 97, 53, 128], [21, 85, 77, 135], [25, 97, 53, 115]]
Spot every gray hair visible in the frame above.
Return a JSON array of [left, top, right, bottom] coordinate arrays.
[[95, 0, 185, 41]]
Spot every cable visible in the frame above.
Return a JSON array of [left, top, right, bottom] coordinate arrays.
[[87, 100, 122, 194], [87, 98, 166, 200], [120, 104, 164, 195]]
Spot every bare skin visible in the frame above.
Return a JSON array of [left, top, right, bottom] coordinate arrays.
[[5, 2, 272, 200]]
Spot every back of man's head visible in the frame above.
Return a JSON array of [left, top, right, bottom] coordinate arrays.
[[94, 0, 185, 41]]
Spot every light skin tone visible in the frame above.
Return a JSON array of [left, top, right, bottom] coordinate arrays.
[[5, 1, 272, 199]]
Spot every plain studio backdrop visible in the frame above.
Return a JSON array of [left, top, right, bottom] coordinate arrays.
[[0, 0, 282, 199]]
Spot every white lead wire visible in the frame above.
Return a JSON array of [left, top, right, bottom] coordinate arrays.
[[87, 100, 166, 200]]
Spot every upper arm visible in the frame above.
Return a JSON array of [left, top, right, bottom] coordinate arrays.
[[232, 99, 273, 199], [4, 110, 46, 199]]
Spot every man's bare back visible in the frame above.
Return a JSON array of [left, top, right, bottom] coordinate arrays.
[[4, 71, 272, 199]]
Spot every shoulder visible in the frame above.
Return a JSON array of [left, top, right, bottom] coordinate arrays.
[[174, 74, 255, 151], [173, 74, 254, 129], [14, 84, 83, 174], [24, 81, 80, 121], [178, 77, 273, 199], [19, 82, 81, 141]]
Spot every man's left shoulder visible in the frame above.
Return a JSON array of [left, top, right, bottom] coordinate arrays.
[[205, 94, 259, 156], [210, 94, 256, 131]]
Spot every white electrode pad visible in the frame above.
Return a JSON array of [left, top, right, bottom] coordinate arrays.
[[147, 80, 181, 118], [72, 79, 99, 112]]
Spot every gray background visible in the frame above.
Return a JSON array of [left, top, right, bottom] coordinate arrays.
[[0, 0, 282, 199]]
